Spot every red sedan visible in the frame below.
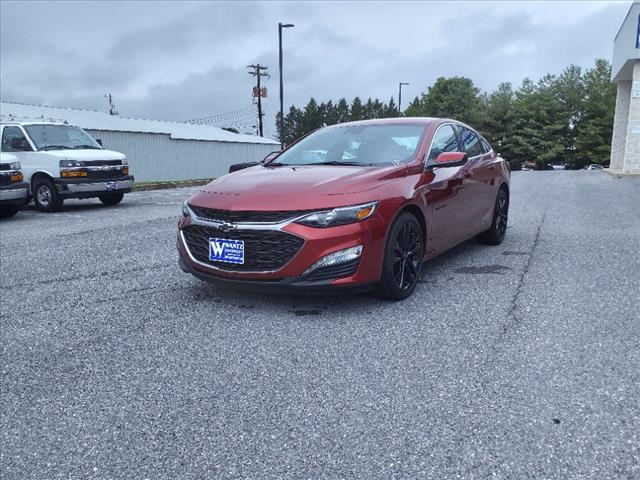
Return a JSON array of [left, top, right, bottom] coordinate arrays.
[[177, 118, 510, 300]]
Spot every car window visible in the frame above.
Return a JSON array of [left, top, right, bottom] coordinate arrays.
[[459, 127, 483, 158], [427, 124, 459, 162], [480, 138, 492, 154], [1, 126, 31, 152]]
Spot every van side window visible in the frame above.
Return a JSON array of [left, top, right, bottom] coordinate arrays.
[[1, 127, 32, 152], [459, 127, 483, 158], [428, 124, 459, 162]]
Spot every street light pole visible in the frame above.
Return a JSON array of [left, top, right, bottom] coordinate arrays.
[[398, 82, 409, 116], [278, 22, 295, 149]]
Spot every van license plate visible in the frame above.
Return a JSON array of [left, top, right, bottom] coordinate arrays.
[[106, 182, 117, 191], [209, 238, 244, 264]]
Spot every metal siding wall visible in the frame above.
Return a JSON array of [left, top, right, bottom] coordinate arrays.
[[86, 129, 275, 182]]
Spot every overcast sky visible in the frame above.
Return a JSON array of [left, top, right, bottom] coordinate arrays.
[[0, 1, 632, 137]]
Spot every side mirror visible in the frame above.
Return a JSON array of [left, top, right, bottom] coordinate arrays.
[[262, 150, 282, 163], [96, 139, 103, 146], [432, 151, 468, 168]]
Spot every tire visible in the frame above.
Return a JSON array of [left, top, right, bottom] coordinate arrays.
[[477, 188, 509, 245], [99, 192, 125, 206], [33, 177, 63, 212], [0, 205, 18, 218], [376, 212, 424, 300]]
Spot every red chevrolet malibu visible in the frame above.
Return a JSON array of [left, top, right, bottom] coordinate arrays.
[[177, 118, 510, 300]]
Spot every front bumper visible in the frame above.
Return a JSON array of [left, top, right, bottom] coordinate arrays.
[[177, 212, 389, 289], [54, 176, 134, 197], [0, 182, 29, 205]]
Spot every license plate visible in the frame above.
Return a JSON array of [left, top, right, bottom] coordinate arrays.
[[106, 181, 117, 191], [209, 238, 244, 264]]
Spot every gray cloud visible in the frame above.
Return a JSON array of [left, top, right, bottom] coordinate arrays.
[[0, 1, 631, 136]]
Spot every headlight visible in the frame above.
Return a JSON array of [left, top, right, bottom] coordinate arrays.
[[295, 202, 378, 228], [122, 159, 128, 166], [182, 201, 191, 217], [60, 160, 85, 167], [9, 161, 20, 170]]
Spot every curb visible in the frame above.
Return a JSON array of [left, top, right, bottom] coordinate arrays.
[[133, 179, 214, 192]]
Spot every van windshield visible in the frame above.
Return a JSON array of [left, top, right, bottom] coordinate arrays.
[[24, 124, 102, 151], [270, 123, 427, 167]]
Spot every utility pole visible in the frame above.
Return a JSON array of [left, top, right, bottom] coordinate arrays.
[[278, 22, 294, 149], [104, 93, 118, 116], [398, 82, 409, 116], [247, 64, 269, 137]]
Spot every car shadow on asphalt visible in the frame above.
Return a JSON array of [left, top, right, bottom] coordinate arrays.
[[184, 237, 492, 316]]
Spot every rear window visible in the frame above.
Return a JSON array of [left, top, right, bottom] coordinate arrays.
[[459, 127, 483, 158]]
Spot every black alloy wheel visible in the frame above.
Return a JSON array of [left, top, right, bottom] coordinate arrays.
[[377, 212, 424, 300], [477, 188, 508, 245]]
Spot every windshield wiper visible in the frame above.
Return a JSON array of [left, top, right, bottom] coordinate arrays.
[[71, 145, 101, 149], [309, 161, 372, 166], [39, 145, 71, 151]]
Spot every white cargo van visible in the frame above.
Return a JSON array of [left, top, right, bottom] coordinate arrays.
[[0, 152, 29, 218], [0, 121, 134, 212]]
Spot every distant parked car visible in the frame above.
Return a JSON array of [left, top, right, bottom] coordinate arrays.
[[0, 152, 29, 218], [0, 121, 134, 212], [585, 164, 604, 170], [551, 164, 565, 170]]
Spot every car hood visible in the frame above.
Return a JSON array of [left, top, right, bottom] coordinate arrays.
[[38, 149, 126, 161], [190, 164, 406, 211]]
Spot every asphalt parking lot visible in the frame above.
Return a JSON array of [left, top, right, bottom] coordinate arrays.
[[1, 171, 639, 479]]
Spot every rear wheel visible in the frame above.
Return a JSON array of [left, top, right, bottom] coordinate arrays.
[[376, 212, 424, 300], [33, 177, 63, 212], [0, 205, 18, 218], [99, 192, 124, 206], [477, 188, 508, 245]]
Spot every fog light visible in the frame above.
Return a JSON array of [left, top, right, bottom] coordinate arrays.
[[304, 245, 363, 274]]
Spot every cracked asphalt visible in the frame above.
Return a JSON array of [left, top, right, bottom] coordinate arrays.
[[1, 171, 639, 479]]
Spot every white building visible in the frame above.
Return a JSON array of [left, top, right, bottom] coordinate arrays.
[[610, 2, 640, 174], [0, 102, 279, 182]]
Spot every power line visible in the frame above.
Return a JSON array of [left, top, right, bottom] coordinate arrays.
[[247, 64, 269, 137]]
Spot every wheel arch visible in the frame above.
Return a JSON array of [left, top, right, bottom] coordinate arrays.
[[30, 170, 55, 192], [386, 202, 429, 255]]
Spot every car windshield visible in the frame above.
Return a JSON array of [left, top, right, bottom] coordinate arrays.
[[271, 123, 427, 167], [24, 124, 102, 151]]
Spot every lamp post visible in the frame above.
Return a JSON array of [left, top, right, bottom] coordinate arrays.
[[279, 22, 295, 149], [398, 82, 409, 116]]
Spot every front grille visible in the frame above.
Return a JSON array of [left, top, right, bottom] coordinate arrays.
[[304, 258, 360, 282], [86, 160, 123, 166], [182, 224, 304, 272], [86, 169, 127, 180], [187, 204, 312, 224]]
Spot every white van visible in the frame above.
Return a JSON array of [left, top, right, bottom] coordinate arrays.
[[0, 121, 134, 212], [0, 152, 29, 218]]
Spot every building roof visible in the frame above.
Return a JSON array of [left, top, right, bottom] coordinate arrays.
[[0, 101, 279, 145]]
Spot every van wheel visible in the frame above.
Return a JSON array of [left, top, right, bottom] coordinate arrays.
[[0, 205, 18, 218], [33, 178, 63, 212], [376, 212, 424, 300], [99, 192, 124, 206]]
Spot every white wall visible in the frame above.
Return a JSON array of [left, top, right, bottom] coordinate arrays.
[[86, 130, 276, 182]]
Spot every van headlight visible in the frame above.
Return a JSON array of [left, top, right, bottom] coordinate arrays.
[[295, 202, 378, 228], [60, 160, 85, 167], [9, 161, 20, 170]]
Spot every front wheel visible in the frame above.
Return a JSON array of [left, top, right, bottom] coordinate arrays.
[[376, 212, 424, 300], [99, 192, 125, 206], [33, 178, 63, 212], [477, 188, 508, 245]]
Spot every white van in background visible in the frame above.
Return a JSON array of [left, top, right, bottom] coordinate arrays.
[[0, 121, 134, 212], [0, 152, 29, 218]]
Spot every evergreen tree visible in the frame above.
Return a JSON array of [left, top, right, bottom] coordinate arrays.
[[404, 77, 482, 125]]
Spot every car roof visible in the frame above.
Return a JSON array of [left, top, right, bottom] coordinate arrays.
[[323, 117, 477, 131], [1, 121, 72, 127]]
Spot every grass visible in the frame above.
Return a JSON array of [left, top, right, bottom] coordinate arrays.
[[133, 178, 215, 191]]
